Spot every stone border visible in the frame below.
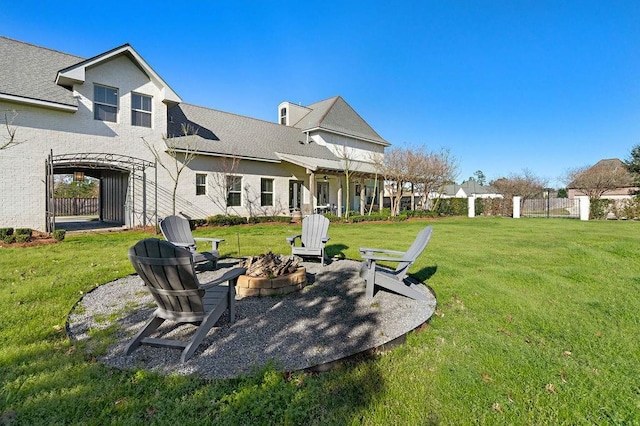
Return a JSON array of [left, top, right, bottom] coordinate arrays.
[[235, 267, 307, 297]]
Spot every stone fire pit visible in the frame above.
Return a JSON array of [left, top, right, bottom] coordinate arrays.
[[236, 252, 307, 297]]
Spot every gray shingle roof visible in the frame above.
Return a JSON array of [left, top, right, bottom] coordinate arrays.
[[168, 103, 340, 162], [293, 96, 389, 146], [0, 36, 83, 107]]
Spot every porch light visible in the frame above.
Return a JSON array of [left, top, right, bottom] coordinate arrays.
[[323, 175, 328, 181], [74, 171, 84, 181]]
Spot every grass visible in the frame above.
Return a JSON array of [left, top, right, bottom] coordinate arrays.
[[1, 217, 639, 424]]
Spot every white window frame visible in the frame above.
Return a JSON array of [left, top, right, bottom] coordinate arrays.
[[227, 176, 242, 207], [261, 178, 274, 206], [131, 93, 152, 127], [93, 84, 118, 122], [196, 173, 207, 196]]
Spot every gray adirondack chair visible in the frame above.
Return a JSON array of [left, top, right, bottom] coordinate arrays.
[[359, 226, 433, 301], [125, 238, 246, 362], [286, 214, 330, 266], [160, 215, 223, 268]]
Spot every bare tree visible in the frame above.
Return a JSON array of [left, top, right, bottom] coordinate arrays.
[[1, 109, 20, 151], [491, 169, 547, 214], [143, 123, 199, 215], [379, 147, 410, 216], [414, 148, 458, 211], [564, 159, 632, 202], [207, 156, 241, 215]]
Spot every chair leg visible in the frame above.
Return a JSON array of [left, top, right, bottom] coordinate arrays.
[[181, 300, 228, 362], [124, 315, 165, 355], [228, 279, 237, 323], [365, 260, 376, 298]]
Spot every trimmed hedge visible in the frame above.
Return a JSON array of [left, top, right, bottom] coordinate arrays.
[[247, 216, 292, 224], [0, 228, 14, 239], [15, 228, 33, 236], [207, 215, 248, 226], [53, 229, 66, 241]]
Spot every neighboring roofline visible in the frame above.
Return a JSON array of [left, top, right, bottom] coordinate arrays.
[[171, 148, 281, 163], [56, 44, 181, 104], [304, 126, 391, 147], [0, 93, 77, 112]]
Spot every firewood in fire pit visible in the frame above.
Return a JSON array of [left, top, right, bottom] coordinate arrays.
[[242, 252, 302, 278]]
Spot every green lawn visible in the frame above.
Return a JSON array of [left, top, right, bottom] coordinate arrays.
[[1, 217, 639, 425]]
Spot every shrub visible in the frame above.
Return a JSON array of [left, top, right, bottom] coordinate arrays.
[[0, 228, 13, 239], [3, 234, 15, 244], [390, 214, 408, 222], [188, 219, 207, 229], [248, 216, 292, 224], [15, 228, 32, 237], [53, 229, 66, 241], [207, 215, 247, 226], [590, 199, 610, 220], [436, 198, 468, 216], [323, 214, 343, 222], [15, 234, 31, 243]]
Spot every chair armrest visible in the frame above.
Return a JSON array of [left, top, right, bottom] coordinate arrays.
[[360, 253, 405, 262], [194, 237, 224, 251], [322, 236, 330, 243], [286, 234, 302, 245], [359, 247, 405, 256], [171, 241, 193, 249], [199, 267, 247, 289]]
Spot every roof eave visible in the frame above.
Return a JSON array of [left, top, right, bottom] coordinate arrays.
[[0, 93, 77, 112], [170, 148, 280, 163], [306, 126, 391, 147]]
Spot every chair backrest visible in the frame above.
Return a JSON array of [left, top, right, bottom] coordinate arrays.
[[395, 226, 433, 279], [160, 215, 196, 250], [128, 238, 205, 317], [301, 214, 330, 248]]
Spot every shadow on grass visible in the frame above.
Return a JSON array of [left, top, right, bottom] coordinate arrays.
[[326, 243, 348, 259], [411, 265, 438, 283]]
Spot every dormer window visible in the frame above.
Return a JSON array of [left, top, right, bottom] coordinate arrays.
[[132, 93, 152, 127], [94, 84, 118, 122], [280, 107, 287, 125]]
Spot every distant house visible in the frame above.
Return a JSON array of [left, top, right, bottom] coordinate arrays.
[[0, 36, 389, 231], [439, 180, 503, 199], [567, 159, 638, 200]]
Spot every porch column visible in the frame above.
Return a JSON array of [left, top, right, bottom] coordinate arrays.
[[379, 179, 384, 213], [360, 184, 365, 215], [307, 169, 316, 214], [411, 183, 415, 210], [337, 185, 343, 217]]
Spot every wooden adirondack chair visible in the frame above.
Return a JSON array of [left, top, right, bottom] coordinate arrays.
[[359, 226, 433, 301], [160, 215, 223, 268], [286, 214, 330, 266], [125, 238, 246, 362]]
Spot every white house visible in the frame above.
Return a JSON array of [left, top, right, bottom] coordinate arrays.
[[0, 36, 389, 231]]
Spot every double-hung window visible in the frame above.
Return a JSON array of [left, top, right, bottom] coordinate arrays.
[[227, 176, 242, 207], [196, 173, 207, 195], [261, 178, 274, 206], [94, 84, 118, 122], [132, 93, 152, 127]]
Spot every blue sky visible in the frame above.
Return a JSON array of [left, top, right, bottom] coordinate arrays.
[[2, 1, 639, 187]]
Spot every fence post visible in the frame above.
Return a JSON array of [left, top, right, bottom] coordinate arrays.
[[513, 196, 521, 218], [578, 196, 590, 221], [468, 196, 475, 218]]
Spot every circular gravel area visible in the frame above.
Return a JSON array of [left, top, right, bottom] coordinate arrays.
[[67, 258, 437, 379]]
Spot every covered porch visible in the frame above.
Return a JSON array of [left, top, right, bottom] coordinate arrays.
[[278, 153, 384, 217]]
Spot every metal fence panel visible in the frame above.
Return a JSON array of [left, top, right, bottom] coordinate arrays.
[[522, 198, 579, 218]]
